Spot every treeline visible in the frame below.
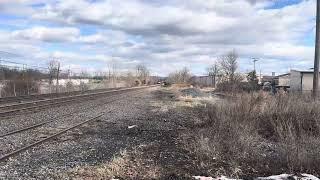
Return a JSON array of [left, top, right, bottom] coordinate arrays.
[[167, 50, 260, 92], [0, 62, 158, 97], [0, 66, 46, 97]]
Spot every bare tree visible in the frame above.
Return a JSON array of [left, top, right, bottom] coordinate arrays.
[[106, 61, 119, 87], [168, 67, 191, 84], [79, 69, 89, 91], [180, 67, 191, 83], [136, 64, 149, 85], [107, 63, 112, 81], [112, 63, 118, 87], [219, 50, 238, 83], [207, 62, 220, 87], [66, 81, 74, 92], [80, 69, 89, 79], [47, 60, 60, 93], [125, 71, 136, 87], [55, 63, 60, 93]]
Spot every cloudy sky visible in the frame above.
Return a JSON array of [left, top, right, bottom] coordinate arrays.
[[0, 0, 317, 76]]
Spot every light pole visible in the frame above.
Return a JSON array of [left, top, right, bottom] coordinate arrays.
[[313, 0, 320, 98]]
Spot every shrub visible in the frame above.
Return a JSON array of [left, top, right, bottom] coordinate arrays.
[[216, 81, 260, 93], [188, 93, 320, 177], [66, 81, 74, 92]]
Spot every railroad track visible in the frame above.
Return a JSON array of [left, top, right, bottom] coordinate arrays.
[[0, 85, 156, 118], [0, 89, 144, 138], [0, 86, 151, 162], [0, 87, 122, 105], [0, 114, 103, 162]]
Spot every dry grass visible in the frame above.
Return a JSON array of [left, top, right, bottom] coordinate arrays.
[[184, 92, 320, 177], [56, 147, 162, 180], [178, 95, 219, 107], [171, 83, 192, 89]]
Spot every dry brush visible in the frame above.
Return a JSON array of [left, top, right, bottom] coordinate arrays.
[[186, 92, 320, 177]]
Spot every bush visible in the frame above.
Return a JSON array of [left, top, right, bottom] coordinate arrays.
[[66, 81, 74, 92], [216, 81, 260, 93], [187, 93, 320, 177]]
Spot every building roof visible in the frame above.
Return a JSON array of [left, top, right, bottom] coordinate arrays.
[[276, 73, 290, 77], [291, 69, 316, 73]]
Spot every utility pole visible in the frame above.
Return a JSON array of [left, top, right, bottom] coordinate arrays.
[[68, 65, 71, 80], [252, 58, 258, 72], [213, 63, 217, 88], [56, 62, 60, 93], [259, 69, 262, 84], [313, 0, 320, 98], [0, 58, 2, 98]]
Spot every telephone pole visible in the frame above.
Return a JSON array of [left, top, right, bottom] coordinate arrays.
[[313, 0, 320, 98], [56, 61, 60, 93], [252, 58, 258, 72], [0, 58, 2, 98]]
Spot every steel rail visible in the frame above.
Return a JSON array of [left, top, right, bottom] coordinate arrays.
[[0, 114, 103, 162], [0, 87, 122, 104], [0, 85, 157, 117], [0, 85, 154, 109], [0, 120, 50, 138], [0, 89, 146, 138]]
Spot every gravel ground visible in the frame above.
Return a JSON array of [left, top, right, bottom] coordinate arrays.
[[0, 88, 151, 176], [1, 87, 316, 179], [0, 89, 142, 134], [0, 87, 205, 179]]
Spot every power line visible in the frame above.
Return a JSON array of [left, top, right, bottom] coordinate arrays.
[[0, 59, 70, 73]]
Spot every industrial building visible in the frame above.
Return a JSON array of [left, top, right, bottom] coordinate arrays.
[[276, 73, 290, 88], [261, 70, 318, 92], [289, 70, 320, 92]]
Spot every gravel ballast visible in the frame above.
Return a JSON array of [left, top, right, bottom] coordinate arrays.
[[0, 88, 153, 178]]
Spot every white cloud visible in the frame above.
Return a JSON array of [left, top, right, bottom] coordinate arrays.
[[0, 0, 46, 4], [0, 0, 317, 76], [32, 0, 238, 35], [11, 26, 80, 42]]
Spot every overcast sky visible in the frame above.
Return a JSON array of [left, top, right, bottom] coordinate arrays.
[[0, 0, 317, 76]]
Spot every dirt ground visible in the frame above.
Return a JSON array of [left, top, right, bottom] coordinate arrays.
[[0, 87, 211, 179]]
